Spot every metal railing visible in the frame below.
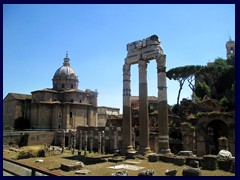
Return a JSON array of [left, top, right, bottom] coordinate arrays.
[[3, 157, 61, 176]]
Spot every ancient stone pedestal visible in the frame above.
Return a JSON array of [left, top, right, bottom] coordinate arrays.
[[202, 155, 218, 170], [182, 167, 202, 176], [173, 157, 185, 166], [61, 162, 84, 172], [218, 159, 233, 172], [165, 169, 177, 176], [189, 160, 199, 168], [148, 154, 160, 162]]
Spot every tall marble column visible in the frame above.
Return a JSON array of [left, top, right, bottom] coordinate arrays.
[[122, 63, 134, 154], [156, 54, 171, 154], [138, 60, 151, 155]]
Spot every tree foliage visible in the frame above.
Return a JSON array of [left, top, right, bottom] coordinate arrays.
[[167, 65, 203, 105], [195, 81, 211, 99], [195, 57, 235, 111], [14, 117, 30, 130], [167, 55, 235, 112]]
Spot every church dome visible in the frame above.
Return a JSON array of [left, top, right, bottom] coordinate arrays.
[[54, 66, 77, 78], [53, 53, 78, 78], [52, 52, 79, 91]]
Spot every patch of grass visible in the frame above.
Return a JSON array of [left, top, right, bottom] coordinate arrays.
[[186, 113, 196, 119]]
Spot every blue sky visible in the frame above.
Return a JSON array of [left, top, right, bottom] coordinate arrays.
[[3, 4, 235, 113]]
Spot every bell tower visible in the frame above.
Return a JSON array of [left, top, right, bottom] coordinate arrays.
[[226, 36, 235, 59]]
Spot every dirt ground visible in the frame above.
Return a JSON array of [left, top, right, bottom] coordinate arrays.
[[3, 148, 235, 176]]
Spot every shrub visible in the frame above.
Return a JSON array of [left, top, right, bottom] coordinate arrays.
[[17, 150, 36, 159], [16, 147, 47, 159]]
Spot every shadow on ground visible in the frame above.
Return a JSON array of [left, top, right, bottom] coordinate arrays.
[[62, 155, 113, 165]]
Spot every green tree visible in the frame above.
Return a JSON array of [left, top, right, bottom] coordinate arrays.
[[167, 65, 203, 106], [195, 80, 211, 99], [197, 58, 230, 99]]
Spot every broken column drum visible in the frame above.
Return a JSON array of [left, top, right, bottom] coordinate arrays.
[[122, 34, 171, 155]]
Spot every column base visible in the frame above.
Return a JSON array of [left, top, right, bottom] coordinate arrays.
[[138, 146, 152, 156], [158, 148, 171, 154], [120, 146, 136, 155]]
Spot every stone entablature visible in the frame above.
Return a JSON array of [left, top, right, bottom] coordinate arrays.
[[126, 35, 163, 64]]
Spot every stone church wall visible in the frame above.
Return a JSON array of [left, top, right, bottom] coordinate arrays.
[[3, 131, 56, 147]]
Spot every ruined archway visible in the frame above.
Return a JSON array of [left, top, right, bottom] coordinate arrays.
[[207, 120, 229, 154]]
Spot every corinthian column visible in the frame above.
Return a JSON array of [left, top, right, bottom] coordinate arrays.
[[156, 54, 171, 154], [122, 63, 134, 154], [138, 60, 151, 155]]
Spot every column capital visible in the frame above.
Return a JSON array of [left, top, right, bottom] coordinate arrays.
[[138, 60, 148, 72], [156, 54, 166, 67], [123, 63, 131, 73]]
